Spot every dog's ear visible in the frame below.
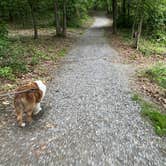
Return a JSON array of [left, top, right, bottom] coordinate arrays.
[[35, 90, 43, 103], [32, 82, 43, 103]]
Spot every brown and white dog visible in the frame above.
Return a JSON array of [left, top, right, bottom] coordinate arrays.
[[14, 80, 46, 127]]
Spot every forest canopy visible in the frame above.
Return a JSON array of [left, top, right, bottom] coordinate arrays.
[[0, 0, 165, 38], [0, 0, 165, 51]]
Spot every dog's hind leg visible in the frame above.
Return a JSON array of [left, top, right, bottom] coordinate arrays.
[[16, 110, 25, 127], [27, 109, 33, 124]]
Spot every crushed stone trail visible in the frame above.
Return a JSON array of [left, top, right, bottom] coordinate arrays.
[[0, 15, 165, 166]]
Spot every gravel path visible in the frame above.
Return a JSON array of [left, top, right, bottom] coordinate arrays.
[[0, 15, 166, 166]]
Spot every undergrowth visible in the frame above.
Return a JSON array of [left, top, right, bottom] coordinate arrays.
[[0, 22, 28, 80], [141, 63, 166, 89], [132, 94, 166, 136], [119, 29, 166, 56]]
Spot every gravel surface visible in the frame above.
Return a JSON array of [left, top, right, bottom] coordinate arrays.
[[0, 15, 166, 166]]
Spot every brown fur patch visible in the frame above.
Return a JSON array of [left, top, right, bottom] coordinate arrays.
[[14, 82, 43, 127]]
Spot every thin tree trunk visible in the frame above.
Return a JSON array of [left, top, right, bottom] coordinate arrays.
[[127, 0, 130, 26], [62, 0, 67, 37], [106, 0, 111, 14], [9, 11, 13, 22], [122, 0, 126, 16], [54, 0, 61, 36], [28, 0, 38, 39], [134, 15, 143, 49], [131, 0, 139, 38], [112, 0, 117, 34]]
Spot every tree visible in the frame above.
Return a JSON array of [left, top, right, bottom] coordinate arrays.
[[27, 0, 38, 39], [106, 0, 111, 14], [54, 0, 67, 37], [132, 0, 145, 49], [54, 0, 62, 36], [112, 0, 117, 34], [122, 0, 126, 17], [62, 0, 67, 37]]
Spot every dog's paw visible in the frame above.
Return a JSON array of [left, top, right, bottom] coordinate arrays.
[[33, 109, 41, 115], [21, 123, 26, 127]]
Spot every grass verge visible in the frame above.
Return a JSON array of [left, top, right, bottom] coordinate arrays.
[[139, 63, 166, 89], [119, 29, 166, 56], [132, 94, 166, 136]]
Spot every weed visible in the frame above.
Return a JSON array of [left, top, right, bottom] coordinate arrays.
[[0, 67, 15, 80], [30, 56, 39, 66], [142, 63, 166, 89], [139, 39, 166, 56], [34, 49, 50, 60], [58, 48, 67, 57], [132, 94, 166, 136]]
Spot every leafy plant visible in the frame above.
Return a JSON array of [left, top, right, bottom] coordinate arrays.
[[0, 67, 15, 80], [132, 94, 166, 136]]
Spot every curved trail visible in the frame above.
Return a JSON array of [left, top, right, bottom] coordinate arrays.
[[0, 15, 165, 166]]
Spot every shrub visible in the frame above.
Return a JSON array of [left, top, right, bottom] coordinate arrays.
[[0, 67, 15, 80]]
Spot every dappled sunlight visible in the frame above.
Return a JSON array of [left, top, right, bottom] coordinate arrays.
[[92, 16, 112, 28]]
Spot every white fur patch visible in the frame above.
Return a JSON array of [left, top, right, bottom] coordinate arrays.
[[21, 122, 26, 127], [33, 103, 41, 115], [35, 80, 46, 100]]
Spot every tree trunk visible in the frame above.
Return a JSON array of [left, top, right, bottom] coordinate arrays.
[[54, 0, 61, 36], [9, 11, 13, 22], [131, 0, 139, 38], [122, 0, 126, 16], [112, 0, 117, 34], [106, 0, 111, 14], [127, 0, 130, 26], [133, 15, 143, 49], [28, 0, 38, 39], [62, 0, 67, 37]]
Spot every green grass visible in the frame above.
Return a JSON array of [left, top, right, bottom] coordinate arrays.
[[119, 29, 166, 56], [57, 48, 67, 57], [141, 63, 166, 89], [0, 67, 15, 80], [132, 94, 166, 136], [0, 38, 28, 77], [139, 39, 166, 56]]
